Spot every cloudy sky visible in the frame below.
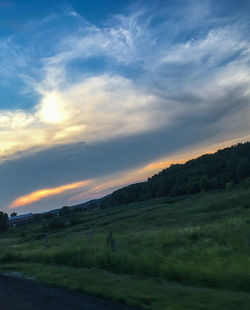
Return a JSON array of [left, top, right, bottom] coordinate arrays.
[[0, 0, 250, 214]]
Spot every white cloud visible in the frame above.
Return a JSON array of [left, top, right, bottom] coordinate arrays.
[[0, 74, 167, 159], [1, 2, 250, 212], [0, 5, 250, 163], [161, 26, 248, 66]]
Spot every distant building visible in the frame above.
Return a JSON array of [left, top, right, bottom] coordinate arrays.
[[8, 213, 34, 227]]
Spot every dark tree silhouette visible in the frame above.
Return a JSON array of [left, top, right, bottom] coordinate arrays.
[[0, 211, 8, 231], [98, 142, 250, 207]]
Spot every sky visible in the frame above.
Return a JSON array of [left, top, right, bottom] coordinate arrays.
[[0, 0, 250, 214]]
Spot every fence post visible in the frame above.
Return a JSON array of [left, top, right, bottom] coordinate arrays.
[[106, 230, 117, 252]]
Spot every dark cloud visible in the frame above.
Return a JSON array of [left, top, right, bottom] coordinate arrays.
[[0, 112, 224, 209], [0, 0, 250, 213]]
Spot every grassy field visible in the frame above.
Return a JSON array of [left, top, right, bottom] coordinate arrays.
[[0, 188, 250, 309]]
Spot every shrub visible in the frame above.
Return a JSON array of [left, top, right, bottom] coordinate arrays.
[[0, 211, 8, 231], [59, 206, 71, 216], [44, 212, 55, 220], [69, 217, 81, 226], [225, 182, 233, 191], [49, 218, 65, 230]]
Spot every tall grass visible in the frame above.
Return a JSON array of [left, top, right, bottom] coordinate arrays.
[[0, 188, 250, 296]]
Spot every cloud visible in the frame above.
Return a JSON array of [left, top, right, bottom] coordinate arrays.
[[2, 11, 249, 161], [67, 132, 250, 205], [0, 74, 164, 161], [10, 180, 91, 208], [0, 1, 250, 212], [161, 26, 248, 66]]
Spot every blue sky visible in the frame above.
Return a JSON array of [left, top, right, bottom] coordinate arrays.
[[0, 0, 250, 214]]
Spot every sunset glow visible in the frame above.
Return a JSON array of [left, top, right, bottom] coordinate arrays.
[[39, 94, 67, 124], [0, 0, 249, 214], [0, 3, 250, 308], [10, 180, 90, 208]]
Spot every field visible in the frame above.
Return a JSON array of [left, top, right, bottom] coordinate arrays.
[[0, 188, 250, 310]]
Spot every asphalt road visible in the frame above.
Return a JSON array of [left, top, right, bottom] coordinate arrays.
[[0, 275, 139, 310]]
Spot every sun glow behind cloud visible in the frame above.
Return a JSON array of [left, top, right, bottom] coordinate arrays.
[[6, 133, 250, 210], [10, 180, 91, 208], [0, 6, 249, 164], [39, 93, 68, 124], [0, 1, 250, 212], [0, 75, 161, 161]]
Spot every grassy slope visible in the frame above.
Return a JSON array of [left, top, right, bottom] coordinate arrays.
[[1, 188, 250, 309]]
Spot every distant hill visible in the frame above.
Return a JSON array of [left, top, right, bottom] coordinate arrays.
[[71, 142, 250, 210]]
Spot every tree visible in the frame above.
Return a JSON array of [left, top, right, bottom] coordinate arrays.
[[33, 213, 42, 223], [225, 182, 233, 191], [200, 175, 209, 191], [59, 206, 71, 216], [84, 142, 250, 207], [237, 159, 250, 180], [44, 212, 55, 220], [10, 212, 17, 217], [0, 211, 8, 231], [207, 178, 218, 190], [49, 218, 65, 229], [188, 178, 200, 194]]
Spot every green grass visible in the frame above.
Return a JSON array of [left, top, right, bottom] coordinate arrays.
[[1, 263, 250, 310], [1, 188, 250, 309]]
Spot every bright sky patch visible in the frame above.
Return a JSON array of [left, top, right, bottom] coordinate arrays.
[[0, 0, 249, 213]]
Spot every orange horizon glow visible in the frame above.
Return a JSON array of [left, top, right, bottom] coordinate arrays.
[[10, 136, 250, 208], [68, 179, 137, 202], [10, 180, 91, 208], [140, 137, 248, 174], [142, 159, 185, 172], [68, 140, 242, 203], [69, 137, 249, 203]]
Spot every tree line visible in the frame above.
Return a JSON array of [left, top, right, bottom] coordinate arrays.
[[99, 142, 250, 207], [1, 142, 250, 230]]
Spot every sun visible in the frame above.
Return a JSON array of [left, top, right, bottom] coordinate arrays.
[[39, 93, 66, 124]]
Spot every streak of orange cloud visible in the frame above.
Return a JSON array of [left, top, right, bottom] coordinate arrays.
[[142, 159, 185, 172], [68, 180, 131, 202], [10, 180, 91, 208], [90, 182, 115, 193], [68, 150, 218, 203]]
